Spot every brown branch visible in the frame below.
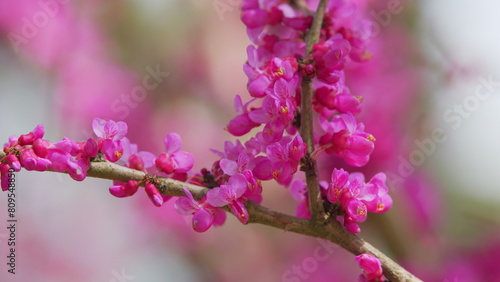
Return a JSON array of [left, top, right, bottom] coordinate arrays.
[[299, 0, 329, 222]]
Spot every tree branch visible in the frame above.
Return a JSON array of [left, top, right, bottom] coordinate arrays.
[[299, 0, 328, 222]]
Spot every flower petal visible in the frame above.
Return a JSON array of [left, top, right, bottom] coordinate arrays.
[[164, 132, 182, 155]]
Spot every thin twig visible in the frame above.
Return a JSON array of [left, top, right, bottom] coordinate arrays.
[[299, 0, 329, 221]]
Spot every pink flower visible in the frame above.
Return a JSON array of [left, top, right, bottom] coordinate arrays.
[[119, 137, 155, 172], [265, 135, 306, 185], [290, 179, 311, 219], [364, 173, 392, 213], [327, 168, 349, 203], [144, 182, 164, 207], [92, 118, 128, 162], [175, 188, 226, 232], [155, 133, 194, 175], [314, 86, 362, 116], [206, 173, 249, 224], [0, 164, 11, 191], [327, 170, 391, 233], [318, 113, 375, 167], [219, 153, 254, 176], [227, 95, 260, 136], [355, 253, 383, 281], [19, 148, 51, 171], [17, 125, 45, 146], [109, 180, 140, 198]]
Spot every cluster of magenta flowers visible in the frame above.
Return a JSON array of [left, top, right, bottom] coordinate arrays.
[[1, 124, 97, 186], [201, 0, 391, 233], [0, 119, 195, 209]]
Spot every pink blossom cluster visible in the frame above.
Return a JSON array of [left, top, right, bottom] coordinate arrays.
[[1, 124, 97, 185], [232, 0, 376, 166], [328, 169, 392, 233], [0, 118, 194, 209], [173, 0, 390, 234]]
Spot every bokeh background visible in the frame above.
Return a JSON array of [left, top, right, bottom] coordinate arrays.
[[1, 0, 500, 281]]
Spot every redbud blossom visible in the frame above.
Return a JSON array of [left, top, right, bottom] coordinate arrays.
[[355, 253, 384, 281]]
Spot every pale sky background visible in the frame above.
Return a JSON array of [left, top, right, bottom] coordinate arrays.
[[420, 0, 500, 202]]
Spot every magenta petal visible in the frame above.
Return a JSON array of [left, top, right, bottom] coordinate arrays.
[[109, 184, 128, 198], [252, 156, 273, 180], [331, 168, 349, 187], [1, 173, 9, 191], [101, 139, 123, 162], [151, 194, 164, 207], [230, 200, 249, 224], [248, 109, 269, 124], [175, 197, 199, 215], [164, 132, 182, 155], [228, 173, 248, 198], [343, 215, 361, 233], [34, 158, 51, 171], [206, 188, 229, 207], [155, 153, 176, 174], [212, 209, 227, 226], [145, 183, 163, 207], [84, 138, 98, 158], [6, 155, 21, 171], [237, 153, 253, 172], [53, 140, 75, 153], [266, 142, 287, 163], [366, 194, 393, 213], [290, 179, 307, 201], [368, 173, 388, 193], [192, 208, 214, 232], [227, 114, 257, 136], [67, 162, 87, 181], [241, 9, 268, 28], [275, 163, 294, 186], [343, 150, 369, 167], [355, 254, 383, 280], [220, 158, 238, 176], [114, 121, 128, 140], [332, 113, 356, 133], [32, 139, 51, 158], [288, 135, 306, 161], [92, 118, 106, 139], [171, 151, 194, 173], [358, 183, 378, 202], [334, 93, 361, 114], [350, 136, 375, 156], [295, 199, 311, 219], [137, 151, 156, 169], [318, 115, 334, 133], [234, 95, 245, 114], [31, 124, 45, 139], [248, 75, 271, 98], [272, 78, 292, 100], [47, 151, 70, 172], [346, 199, 367, 222], [218, 185, 236, 203]]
